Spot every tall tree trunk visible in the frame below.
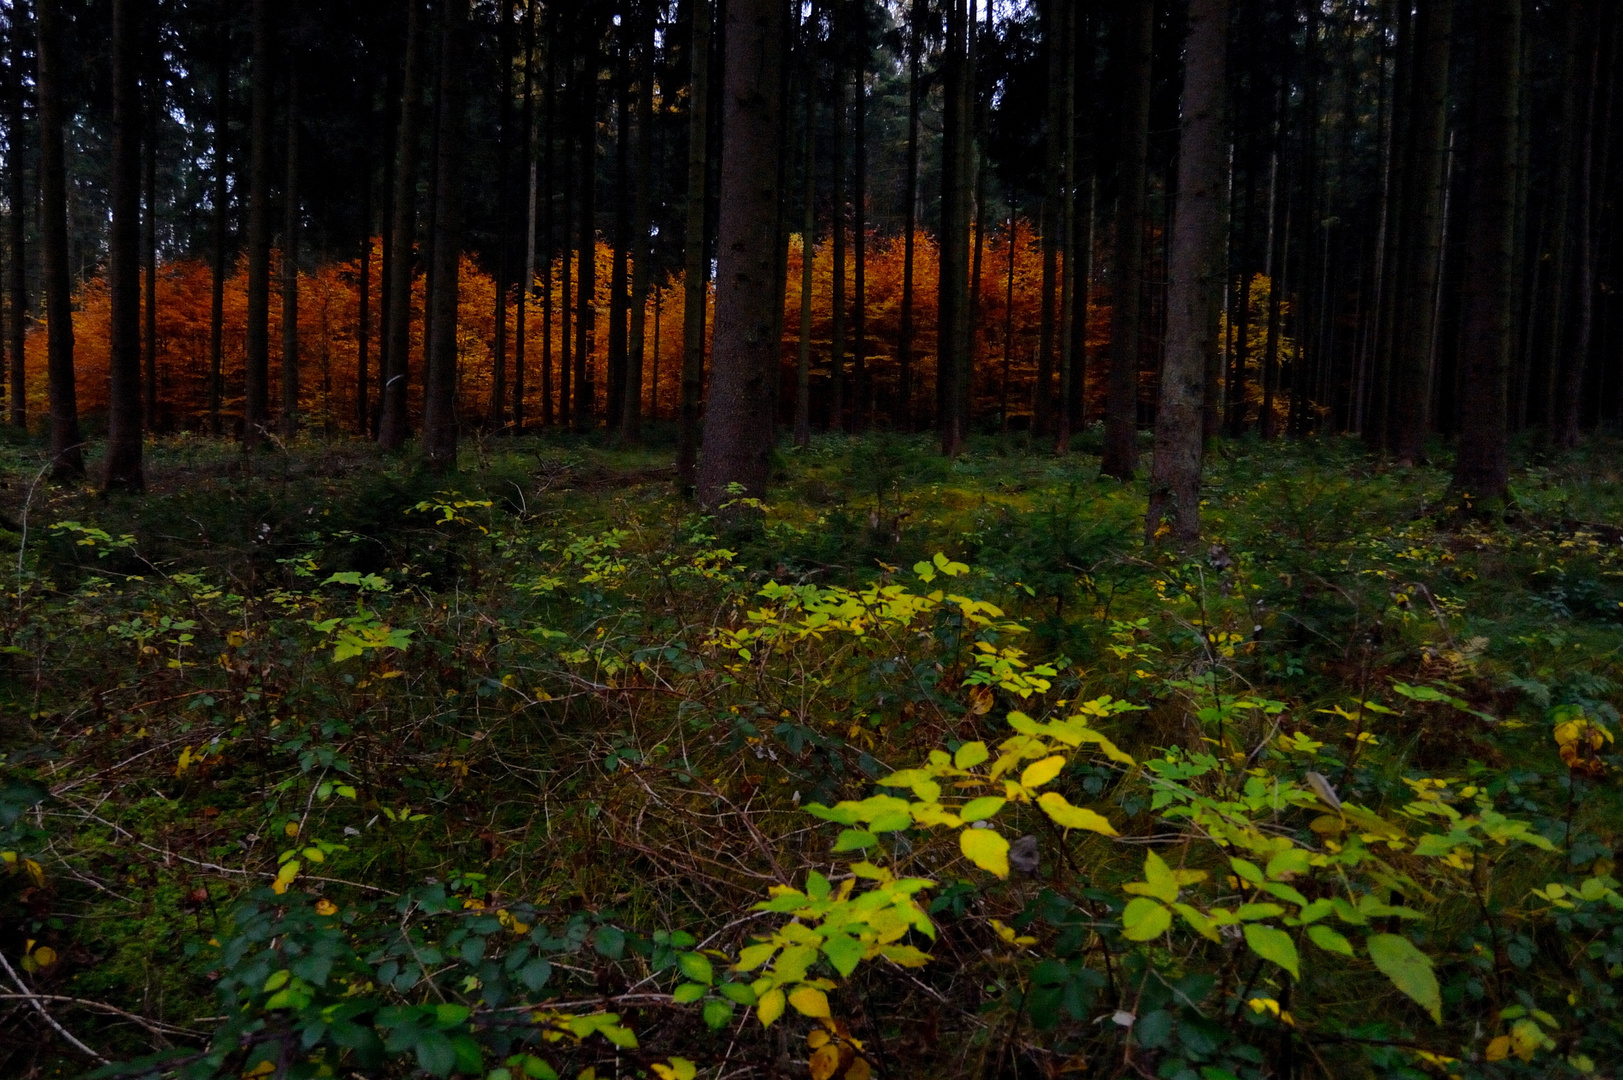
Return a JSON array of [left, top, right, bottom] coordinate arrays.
[[280, 46, 299, 440], [938, 0, 972, 455], [1452, 0, 1520, 500], [104, 0, 142, 490], [423, 0, 469, 469], [492, 0, 514, 430], [695, 0, 785, 506], [8, 3, 28, 431], [35, 0, 81, 477], [1035, 0, 1064, 440], [1366, 0, 1412, 449], [356, 84, 372, 435], [1389, 0, 1452, 463], [1053, 0, 1076, 455], [794, 5, 815, 449], [574, 44, 597, 432], [608, 30, 631, 428], [560, 103, 573, 429], [517, 0, 536, 433], [677, 0, 711, 487], [542, 1, 558, 428], [375, 51, 398, 439], [852, 65, 867, 431], [142, 82, 158, 431], [1541, 2, 1584, 434], [622, 0, 655, 442], [1100, 0, 1153, 479], [243, 0, 271, 448], [898, 0, 921, 429], [1147, 0, 1229, 543], [830, 48, 847, 431], [1557, 5, 1604, 449], [379, 0, 424, 449]]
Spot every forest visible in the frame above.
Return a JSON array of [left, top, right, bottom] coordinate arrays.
[[2, 0, 1623, 1078]]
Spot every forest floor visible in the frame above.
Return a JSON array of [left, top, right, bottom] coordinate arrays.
[[2, 427, 1622, 1080]]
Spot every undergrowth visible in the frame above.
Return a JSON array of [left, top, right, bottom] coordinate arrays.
[[1, 430, 1621, 1080]]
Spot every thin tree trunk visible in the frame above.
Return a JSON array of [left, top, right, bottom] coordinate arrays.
[[575, 43, 597, 432], [8, 2, 28, 431], [677, 0, 711, 487], [423, 0, 469, 469], [1000, 212, 1016, 429], [379, 0, 424, 449], [852, 65, 867, 430], [1452, 0, 1520, 500], [243, 0, 271, 449], [1035, 0, 1064, 440], [623, 0, 655, 441], [696, 0, 785, 506], [1541, 2, 1584, 434], [104, 0, 142, 490], [830, 50, 846, 431], [280, 45, 299, 440], [356, 86, 372, 435], [35, 0, 81, 477], [1100, 0, 1153, 479], [142, 82, 157, 431], [375, 51, 398, 439], [560, 106, 573, 429], [517, 0, 536, 433], [794, 8, 815, 449], [1366, 0, 1412, 449], [1390, 0, 1453, 462], [1053, 0, 1076, 455], [608, 29, 631, 427], [1557, 5, 1603, 449], [898, 0, 920, 430], [938, 0, 972, 455], [491, 0, 513, 430], [1148, 0, 1228, 543]]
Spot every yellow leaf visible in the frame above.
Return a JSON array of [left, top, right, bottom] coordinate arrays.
[[1485, 1036, 1510, 1062], [846, 1057, 872, 1080], [651, 1059, 696, 1080], [1020, 755, 1066, 789], [809, 1043, 841, 1080], [1036, 791, 1118, 835], [314, 899, 338, 916], [788, 986, 831, 1018], [756, 987, 786, 1027], [283, 821, 300, 838], [31, 946, 57, 968], [807, 1029, 830, 1049], [960, 828, 1010, 878]]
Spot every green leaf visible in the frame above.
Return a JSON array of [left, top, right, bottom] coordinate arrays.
[[954, 742, 989, 770], [1243, 924, 1300, 979], [959, 797, 1006, 822], [1121, 898, 1171, 941], [1265, 849, 1312, 879], [672, 982, 707, 1003], [832, 828, 878, 852], [415, 1031, 457, 1078], [1366, 934, 1441, 1023], [678, 952, 714, 985], [821, 933, 864, 978], [960, 828, 1010, 877], [702, 999, 734, 1030], [718, 982, 758, 1007], [1306, 925, 1355, 956]]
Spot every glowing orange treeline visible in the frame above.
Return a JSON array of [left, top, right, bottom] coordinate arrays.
[[17, 222, 1143, 435]]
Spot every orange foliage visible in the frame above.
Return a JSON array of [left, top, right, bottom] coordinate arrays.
[[20, 221, 1107, 435]]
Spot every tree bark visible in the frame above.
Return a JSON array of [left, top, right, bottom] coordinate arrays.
[[1147, 0, 1229, 544], [574, 41, 597, 432], [830, 45, 847, 431], [142, 78, 157, 431], [852, 64, 868, 430], [1540, 2, 1584, 435], [938, 0, 972, 456], [8, 2, 28, 431], [794, 3, 816, 448], [104, 0, 143, 491], [35, 0, 82, 478], [243, 0, 271, 448], [898, 0, 921, 430], [608, 28, 631, 428], [280, 46, 300, 440], [517, 0, 537, 433], [379, 0, 424, 449], [1388, 0, 1452, 463], [1452, 0, 1520, 501], [1556, 3, 1603, 449], [1100, 0, 1153, 479], [1035, 0, 1064, 441], [422, 0, 469, 469], [622, 0, 655, 442], [677, 0, 711, 487], [696, 0, 784, 506]]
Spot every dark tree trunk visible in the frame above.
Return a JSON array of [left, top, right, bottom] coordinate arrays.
[[1390, 0, 1453, 463], [937, 0, 972, 455], [1100, 0, 1153, 479], [695, 0, 785, 506], [559, 100, 573, 429], [1541, 2, 1584, 434], [356, 90, 372, 435], [608, 29, 631, 427], [574, 43, 596, 432], [243, 0, 271, 448], [677, 0, 711, 487], [622, 0, 655, 441], [1557, 4, 1603, 449], [1366, 0, 1412, 449], [517, 0, 536, 433], [1035, 0, 1064, 441], [35, 0, 82, 478], [379, 0, 424, 449], [794, 2, 815, 448], [1452, 0, 1520, 500], [104, 0, 143, 491], [8, 3, 28, 431], [492, 0, 513, 431], [142, 82, 157, 431], [898, 0, 920, 429], [1053, 0, 1076, 454], [280, 48, 299, 440], [1147, 0, 1229, 544], [830, 45, 846, 431], [423, 0, 469, 469], [852, 65, 868, 430]]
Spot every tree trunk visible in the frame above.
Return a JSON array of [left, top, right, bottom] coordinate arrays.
[[104, 0, 143, 490], [35, 0, 82, 477], [1035, 0, 1064, 441], [1365, 0, 1412, 450], [574, 45, 597, 432], [696, 0, 785, 506], [1389, 0, 1452, 463], [379, 0, 424, 449], [1451, 0, 1520, 501], [142, 83, 157, 431], [677, 0, 711, 487], [898, 0, 921, 429], [559, 105, 573, 429], [8, 4, 28, 431], [422, 0, 469, 469], [830, 49, 847, 431], [1147, 0, 1229, 543], [243, 0, 271, 448], [794, 5, 815, 449], [852, 64, 867, 430], [280, 49, 300, 440], [517, 0, 536, 433], [1100, 0, 1153, 479], [937, 0, 973, 455], [1053, 0, 1076, 455], [1557, 6, 1604, 449], [1541, 2, 1584, 435], [356, 99, 372, 435], [491, 0, 514, 431], [608, 30, 631, 428], [622, 0, 655, 442]]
